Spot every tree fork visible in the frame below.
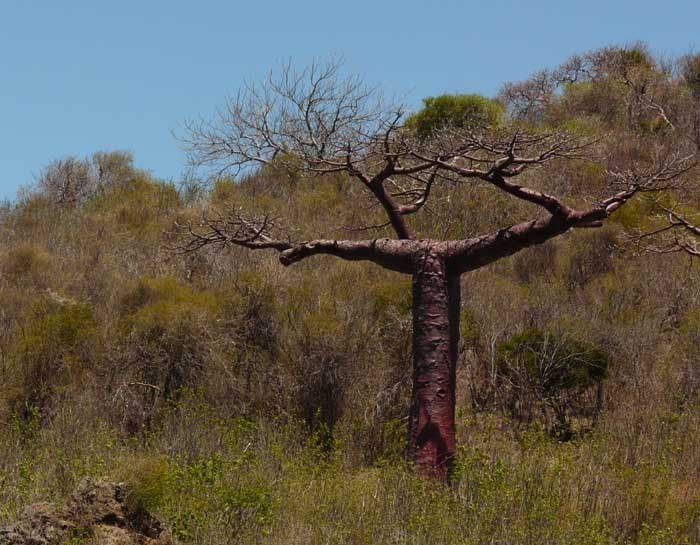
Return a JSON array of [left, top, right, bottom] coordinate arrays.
[[408, 245, 460, 480]]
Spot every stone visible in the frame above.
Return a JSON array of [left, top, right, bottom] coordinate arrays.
[[0, 479, 174, 545]]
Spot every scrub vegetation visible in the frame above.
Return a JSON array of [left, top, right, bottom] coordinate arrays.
[[1, 44, 699, 544]]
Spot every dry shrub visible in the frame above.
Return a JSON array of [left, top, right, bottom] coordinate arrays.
[[512, 242, 558, 283], [2, 44, 700, 540], [562, 228, 618, 289], [1, 244, 51, 286], [110, 276, 223, 430], [7, 295, 98, 419]]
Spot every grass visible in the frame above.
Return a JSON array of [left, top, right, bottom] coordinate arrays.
[[1, 389, 698, 545]]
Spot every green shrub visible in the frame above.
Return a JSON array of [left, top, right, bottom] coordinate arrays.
[[125, 455, 171, 511], [406, 94, 504, 139], [499, 329, 608, 389], [370, 278, 412, 316], [10, 296, 97, 415], [88, 175, 181, 235], [220, 485, 274, 526], [118, 276, 223, 398], [497, 328, 609, 437], [120, 275, 221, 319]]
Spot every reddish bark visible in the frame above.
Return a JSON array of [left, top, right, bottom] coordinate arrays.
[[408, 245, 460, 480]]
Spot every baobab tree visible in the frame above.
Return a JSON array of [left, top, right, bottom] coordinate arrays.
[[181, 54, 695, 480]]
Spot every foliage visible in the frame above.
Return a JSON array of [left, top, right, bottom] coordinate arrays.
[[498, 328, 609, 390], [125, 455, 171, 511], [8, 296, 98, 416], [2, 405, 699, 544], [406, 94, 504, 139], [89, 174, 181, 235], [497, 328, 609, 437], [117, 276, 224, 402]]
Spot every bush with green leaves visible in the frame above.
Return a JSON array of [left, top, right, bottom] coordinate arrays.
[[118, 276, 223, 396], [8, 296, 98, 419], [497, 328, 609, 438], [406, 93, 504, 139]]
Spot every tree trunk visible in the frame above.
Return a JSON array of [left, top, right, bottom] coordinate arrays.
[[408, 246, 460, 481]]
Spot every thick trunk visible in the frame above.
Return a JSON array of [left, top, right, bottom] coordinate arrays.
[[408, 247, 460, 481]]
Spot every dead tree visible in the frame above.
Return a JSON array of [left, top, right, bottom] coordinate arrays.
[[180, 59, 694, 481]]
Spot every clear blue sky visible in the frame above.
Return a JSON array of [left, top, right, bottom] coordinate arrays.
[[1, 0, 699, 201]]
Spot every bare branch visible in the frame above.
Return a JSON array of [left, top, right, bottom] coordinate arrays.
[[182, 58, 401, 181], [396, 168, 437, 215], [174, 210, 415, 273], [174, 210, 291, 254], [626, 196, 700, 258], [182, 56, 695, 262]]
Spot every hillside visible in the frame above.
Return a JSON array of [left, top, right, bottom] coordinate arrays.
[[1, 46, 700, 544]]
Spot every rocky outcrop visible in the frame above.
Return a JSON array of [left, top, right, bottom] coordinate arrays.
[[0, 479, 174, 545]]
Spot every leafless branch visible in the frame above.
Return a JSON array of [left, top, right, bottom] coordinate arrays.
[[627, 195, 700, 257], [182, 57, 696, 257]]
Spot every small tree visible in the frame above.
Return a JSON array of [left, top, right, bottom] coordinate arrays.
[[180, 53, 694, 480]]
